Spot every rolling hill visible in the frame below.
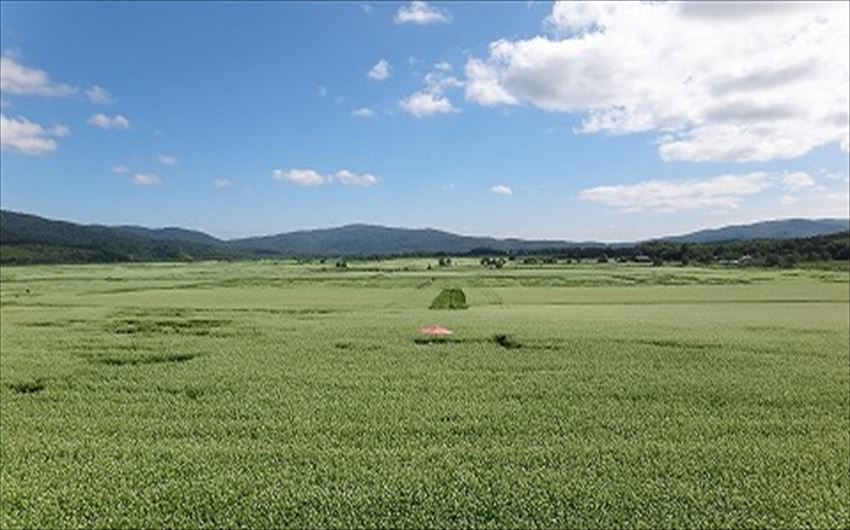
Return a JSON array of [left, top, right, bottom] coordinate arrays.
[[226, 224, 596, 256], [663, 218, 850, 243], [1, 209, 848, 264], [0, 210, 239, 264]]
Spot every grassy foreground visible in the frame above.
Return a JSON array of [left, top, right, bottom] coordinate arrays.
[[1, 260, 848, 528]]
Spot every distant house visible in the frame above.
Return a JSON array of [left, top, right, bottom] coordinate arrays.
[[634, 255, 652, 263], [720, 254, 753, 267]]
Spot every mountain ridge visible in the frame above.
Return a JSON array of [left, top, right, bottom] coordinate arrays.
[[1, 209, 848, 264]]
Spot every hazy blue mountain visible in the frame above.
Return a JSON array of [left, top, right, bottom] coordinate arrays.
[[113, 225, 225, 247], [2, 209, 848, 264], [227, 224, 589, 256], [663, 219, 850, 243], [0, 210, 239, 264]]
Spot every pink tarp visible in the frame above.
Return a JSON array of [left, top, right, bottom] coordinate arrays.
[[419, 325, 453, 336]]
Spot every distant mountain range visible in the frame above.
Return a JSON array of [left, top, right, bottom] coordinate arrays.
[[661, 218, 850, 244], [1, 209, 848, 264]]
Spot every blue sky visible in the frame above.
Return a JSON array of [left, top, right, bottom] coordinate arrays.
[[1, 1, 848, 241]]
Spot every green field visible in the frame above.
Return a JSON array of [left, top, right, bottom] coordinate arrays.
[[1, 260, 848, 528]]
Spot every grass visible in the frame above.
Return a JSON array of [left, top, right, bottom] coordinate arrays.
[[429, 287, 468, 310], [1, 259, 848, 528], [493, 334, 522, 349]]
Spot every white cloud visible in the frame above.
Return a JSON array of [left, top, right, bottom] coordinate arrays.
[[580, 172, 772, 212], [400, 67, 463, 117], [780, 195, 798, 205], [0, 56, 76, 97], [352, 107, 375, 118], [86, 85, 113, 104], [273, 167, 379, 188], [273, 168, 329, 186], [88, 113, 130, 130], [491, 184, 513, 195], [335, 169, 378, 188], [395, 1, 451, 25], [465, 2, 850, 162], [434, 61, 452, 71], [368, 59, 391, 81], [465, 58, 518, 106], [157, 154, 178, 165], [133, 173, 160, 186], [0, 114, 68, 155], [212, 178, 233, 188], [400, 91, 457, 117], [50, 124, 69, 138], [820, 169, 849, 183], [424, 70, 463, 93], [781, 171, 815, 190], [111, 165, 130, 174]]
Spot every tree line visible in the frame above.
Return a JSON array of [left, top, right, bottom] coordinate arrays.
[[463, 231, 850, 268]]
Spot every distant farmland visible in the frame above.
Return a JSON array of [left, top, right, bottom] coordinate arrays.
[[1, 260, 848, 528]]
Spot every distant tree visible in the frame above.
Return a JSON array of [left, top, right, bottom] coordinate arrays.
[[597, 255, 608, 264], [780, 253, 801, 269]]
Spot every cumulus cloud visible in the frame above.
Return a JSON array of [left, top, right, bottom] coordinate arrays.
[[351, 107, 375, 118], [212, 178, 233, 188], [580, 172, 772, 212], [464, 59, 518, 106], [400, 67, 463, 117], [400, 91, 457, 117], [395, 1, 451, 25], [86, 85, 113, 104], [781, 171, 816, 190], [273, 167, 378, 187], [0, 56, 76, 97], [0, 114, 68, 155], [133, 173, 160, 186], [368, 59, 391, 81], [274, 168, 328, 186], [491, 184, 513, 195], [465, 2, 850, 162], [157, 154, 178, 165], [88, 113, 131, 129], [334, 169, 378, 187]]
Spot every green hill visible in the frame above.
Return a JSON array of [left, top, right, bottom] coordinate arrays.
[[1, 209, 848, 265], [0, 210, 240, 265]]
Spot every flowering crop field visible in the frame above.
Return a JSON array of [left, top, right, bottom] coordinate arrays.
[[1, 260, 848, 528]]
